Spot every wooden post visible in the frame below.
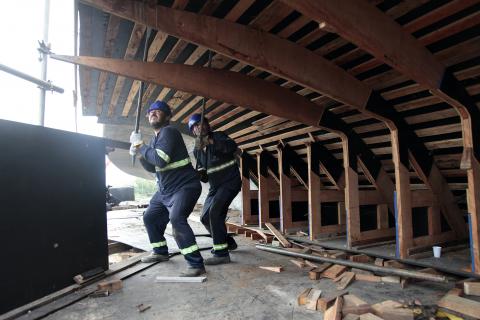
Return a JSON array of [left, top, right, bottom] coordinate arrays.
[[257, 152, 270, 228], [278, 147, 293, 233], [465, 144, 480, 274], [377, 204, 389, 230], [307, 143, 321, 240], [338, 202, 346, 225], [240, 153, 255, 225], [342, 138, 360, 248], [391, 130, 413, 258]]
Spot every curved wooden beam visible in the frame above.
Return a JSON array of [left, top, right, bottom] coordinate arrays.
[[51, 55, 326, 128], [80, 0, 372, 109]]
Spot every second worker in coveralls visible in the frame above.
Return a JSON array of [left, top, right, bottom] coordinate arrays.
[[130, 101, 205, 276], [188, 113, 241, 265]]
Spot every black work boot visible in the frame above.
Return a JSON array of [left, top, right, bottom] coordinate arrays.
[[204, 255, 231, 265], [141, 252, 170, 263], [180, 266, 206, 277]]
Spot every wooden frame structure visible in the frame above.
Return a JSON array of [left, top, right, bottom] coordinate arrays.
[[71, 0, 480, 274]]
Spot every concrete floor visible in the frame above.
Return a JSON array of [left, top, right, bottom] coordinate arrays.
[[41, 209, 458, 320]]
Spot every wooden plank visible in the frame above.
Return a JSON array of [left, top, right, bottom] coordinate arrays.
[[96, 15, 121, 116], [324, 297, 343, 320], [107, 23, 146, 117], [337, 271, 355, 290], [155, 276, 207, 283], [306, 289, 322, 311], [391, 130, 413, 259], [259, 266, 284, 273], [308, 142, 322, 240], [359, 314, 383, 320], [355, 274, 382, 282], [308, 263, 332, 280], [437, 294, 480, 319], [321, 264, 348, 279], [265, 222, 291, 248], [317, 291, 348, 311], [297, 288, 312, 306], [463, 282, 480, 296]]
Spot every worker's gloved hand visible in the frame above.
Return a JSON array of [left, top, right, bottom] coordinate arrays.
[[129, 144, 139, 156], [196, 169, 208, 183], [194, 135, 210, 150], [130, 131, 143, 147]]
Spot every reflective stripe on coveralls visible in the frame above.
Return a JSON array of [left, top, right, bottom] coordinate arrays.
[[206, 160, 236, 174], [155, 148, 171, 163], [151, 240, 167, 248], [155, 158, 191, 172], [180, 244, 200, 255]]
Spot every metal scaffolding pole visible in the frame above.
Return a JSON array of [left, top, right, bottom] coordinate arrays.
[[38, 0, 51, 126], [0, 64, 64, 94]]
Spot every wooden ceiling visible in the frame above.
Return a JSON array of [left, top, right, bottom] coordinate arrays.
[[77, 0, 480, 193]]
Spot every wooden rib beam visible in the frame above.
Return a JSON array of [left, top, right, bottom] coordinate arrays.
[[240, 152, 258, 225], [82, 1, 464, 240], [307, 142, 322, 240], [283, 0, 472, 257], [51, 56, 327, 127], [106, 23, 146, 117]]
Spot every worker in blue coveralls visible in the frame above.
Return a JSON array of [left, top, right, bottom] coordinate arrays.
[[130, 101, 205, 276], [188, 113, 241, 265]]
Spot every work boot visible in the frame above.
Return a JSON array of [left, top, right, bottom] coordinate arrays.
[[204, 255, 231, 265], [141, 252, 170, 263], [227, 236, 238, 251], [180, 266, 206, 277]]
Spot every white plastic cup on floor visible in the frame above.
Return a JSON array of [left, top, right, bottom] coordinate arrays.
[[433, 246, 442, 258]]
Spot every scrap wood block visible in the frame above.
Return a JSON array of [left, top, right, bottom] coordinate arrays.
[[447, 287, 463, 296], [343, 294, 370, 315], [323, 296, 343, 320], [306, 289, 322, 311], [317, 291, 348, 311], [464, 281, 480, 296], [350, 254, 373, 263], [343, 305, 373, 316], [437, 294, 480, 318], [97, 279, 123, 292], [304, 260, 318, 268], [309, 263, 332, 280], [359, 313, 384, 320], [136, 304, 151, 313], [259, 266, 283, 273], [383, 260, 406, 269], [343, 314, 360, 320], [297, 288, 312, 306], [355, 273, 381, 282], [264, 222, 292, 248], [337, 272, 355, 290], [381, 276, 400, 284], [372, 300, 413, 320], [374, 258, 384, 266], [290, 259, 306, 268], [321, 264, 347, 279], [455, 277, 477, 289]]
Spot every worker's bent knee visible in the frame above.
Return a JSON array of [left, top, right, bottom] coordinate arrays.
[[143, 210, 156, 225], [169, 215, 187, 228]]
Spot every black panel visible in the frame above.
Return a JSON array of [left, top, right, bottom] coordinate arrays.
[[0, 120, 108, 314], [360, 205, 377, 232], [292, 201, 308, 222], [412, 207, 429, 238], [269, 200, 280, 218], [250, 198, 259, 216], [321, 202, 339, 226]]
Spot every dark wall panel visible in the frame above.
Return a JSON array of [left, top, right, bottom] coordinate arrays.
[[0, 120, 108, 314]]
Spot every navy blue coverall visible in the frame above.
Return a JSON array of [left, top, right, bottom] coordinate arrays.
[[139, 125, 203, 267], [194, 131, 241, 257]]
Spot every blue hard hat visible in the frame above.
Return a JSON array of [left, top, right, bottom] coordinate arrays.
[[147, 100, 171, 116], [188, 113, 202, 132]]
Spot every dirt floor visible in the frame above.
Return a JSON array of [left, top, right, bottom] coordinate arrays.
[[33, 207, 471, 320]]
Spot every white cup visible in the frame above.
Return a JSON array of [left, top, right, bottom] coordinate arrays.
[[433, 246, 442, 258]]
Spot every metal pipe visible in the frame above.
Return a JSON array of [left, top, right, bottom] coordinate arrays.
[[256, 244, 448, 283], [39, 0, 51, 126], [287, 236, 480, 279], [0, 63, 64, 94]]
